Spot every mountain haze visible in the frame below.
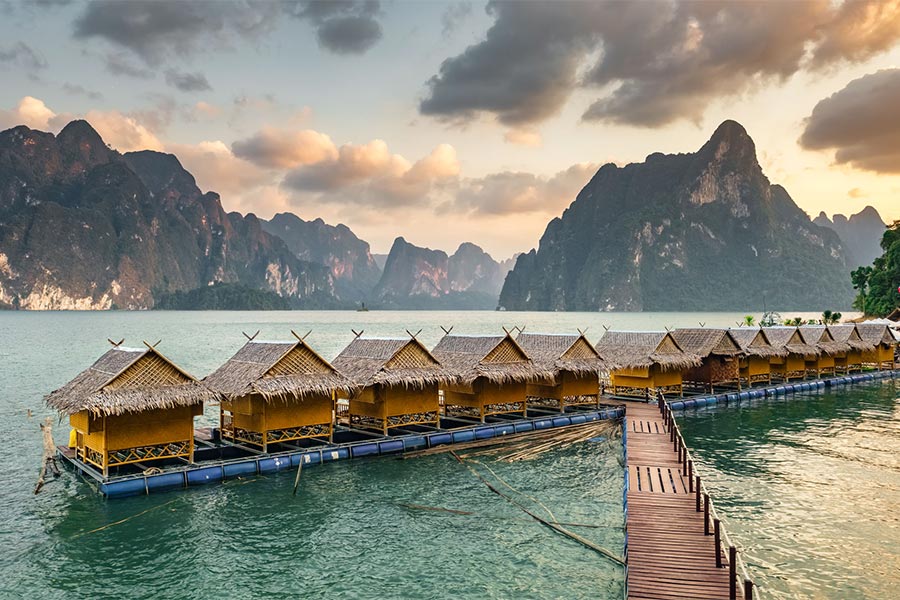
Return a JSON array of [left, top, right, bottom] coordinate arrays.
[[812, 206, 886, 269], [499, 121, 855, 311]]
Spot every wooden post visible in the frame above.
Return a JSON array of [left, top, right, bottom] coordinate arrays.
[[696, 476, 701, 511], [714, 519, 722, 567], [729, 546, 737, 600], [34, 417, 61, 494], [744, 579, 753, 600], [688, 461, 694, 492], [704, 493, 710, 535]]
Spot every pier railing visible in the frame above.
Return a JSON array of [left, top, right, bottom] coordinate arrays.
[[658, 395, 756, 600]]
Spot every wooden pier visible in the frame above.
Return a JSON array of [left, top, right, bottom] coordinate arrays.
[[625, 401, 753, 600]]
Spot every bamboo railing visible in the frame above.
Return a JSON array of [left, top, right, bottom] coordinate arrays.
[[658, 393, 757, 600]]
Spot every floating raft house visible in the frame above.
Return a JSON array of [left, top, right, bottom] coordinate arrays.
[[596, 331, 701, 397], [515, 331, 607, 411], [432, 330, 549, 421], [45, 342, 216, 476], [332, 334, 451, 434], [728, 327, 785, 386], [827, 324, 873, 373], [798, 325, 849, 378], [672, 328, 743, 393], [763, 326, 818, 381], [856, 323, 897, 369], [204, 333, 353, 451]]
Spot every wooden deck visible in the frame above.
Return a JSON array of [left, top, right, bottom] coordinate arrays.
[[625, 402, 739, 600]]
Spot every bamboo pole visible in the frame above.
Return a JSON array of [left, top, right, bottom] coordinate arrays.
[[34, 417, 60, 494]]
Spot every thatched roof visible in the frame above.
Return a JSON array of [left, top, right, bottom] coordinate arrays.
[[45, 344, 217, 417], [798, 325, 850, 356], [204, 338, 353, 401], [432, 332, 553, 385], [856, 323, 897, 347], [827, 324, 876, 351], [515, 332, 609, 375], [672, 328, 741, 358], [727, 327, 788, 358], [762, 327, 820, 357], [332, 335, 452, 389], [595, 331, 702, 371]]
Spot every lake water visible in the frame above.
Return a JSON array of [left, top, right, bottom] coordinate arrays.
[[1, 310, 895, 599]]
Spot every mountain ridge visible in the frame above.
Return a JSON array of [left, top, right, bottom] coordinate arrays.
[[499, 120, 854, 311]]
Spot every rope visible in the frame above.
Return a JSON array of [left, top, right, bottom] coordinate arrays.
[[451, 451, 625, 568]]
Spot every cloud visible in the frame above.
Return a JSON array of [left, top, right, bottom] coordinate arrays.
[[503, 128, 541, 147], [451, 162, 597, 216], [441, 2, 472, 38], [62, 83, 104, 100], [284, 140, 459, 206], [84, 109, 164, 152], [0, 41, 47, 70], [164, 69, 212, 92], [167, 140, 271, 198], [799, 68, 900, 174], [104, 53, 153, 78], [232, 127, 338, 169], [291, 0, 384, 54], [421, 0, 900, 128], [193, 101, 221, 119], [0, 96, 58, 130], [74, 0, 383, 66], [848, 187, 865, 199]]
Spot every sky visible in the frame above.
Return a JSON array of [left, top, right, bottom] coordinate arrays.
[[1, 0, 899, 260]]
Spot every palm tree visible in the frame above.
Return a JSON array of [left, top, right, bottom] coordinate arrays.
[[741, 315, 756, 327], [822, 310, 833, 325]]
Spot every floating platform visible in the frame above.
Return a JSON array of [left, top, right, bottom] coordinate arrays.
[[57, 405, 625, 498]]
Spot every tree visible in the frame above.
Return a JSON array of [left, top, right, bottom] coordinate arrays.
[[850, 220, 900, 317], [739, 315, 756, 327]]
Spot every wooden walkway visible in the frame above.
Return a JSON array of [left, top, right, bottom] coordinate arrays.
[[625, 402, 737, 600]]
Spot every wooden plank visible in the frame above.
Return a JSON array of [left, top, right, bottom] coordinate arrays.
[[625, 401, 739, 600]]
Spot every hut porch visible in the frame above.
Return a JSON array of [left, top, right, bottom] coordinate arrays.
[[597, 331, 700, 398], [515, 332, 605, 412], [205, 337, 352, 452], [46, 344, 215, 477], [333, 335, 449, 436], [609, 365, 684, 398], [444, 380, 528, 420]]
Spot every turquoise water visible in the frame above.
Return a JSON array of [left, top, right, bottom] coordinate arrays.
[[1, 310, 895, 599], [679, 379, 900, 599]]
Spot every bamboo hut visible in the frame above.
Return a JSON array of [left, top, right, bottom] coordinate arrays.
[[515, 331, 608, 411], [671, 329, 743, 393], [432, 331, 551, 421], [204, 334, 353, 451], [763, 327, 819, 381], [827, 324, 874, 374], [596, 331, 701, 398], [798, 325, 849, 378], [856, 323, 897, 370], [45, 342, 215, 476], [332, 334, 451, 434], [728, 328, 785, 386]]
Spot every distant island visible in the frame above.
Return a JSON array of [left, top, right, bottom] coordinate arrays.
[[0, 119, 882, 311]]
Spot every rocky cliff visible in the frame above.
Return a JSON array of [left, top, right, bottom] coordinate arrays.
[[499, 120, 854, 311], [0, 120, 335, 309], [261, 212, 381, 302], [813, 206, 886, 269], [373, 237, 510, 308]]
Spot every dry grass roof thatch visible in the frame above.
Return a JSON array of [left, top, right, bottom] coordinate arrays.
[[595, 331, 702, 371], [45, 345, 217, 417], [727, 328, 787, 357], [672, 328, 741, 358], [515, 332, 608, 375], [332, 336, 452, 389], [432, 333, 553, 385], [827, 324, 876, 351], [856, 322, 897, 346], [204, 339, 353, 401], [762, 327, 820, 357], [798, 325, 851, 356]]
